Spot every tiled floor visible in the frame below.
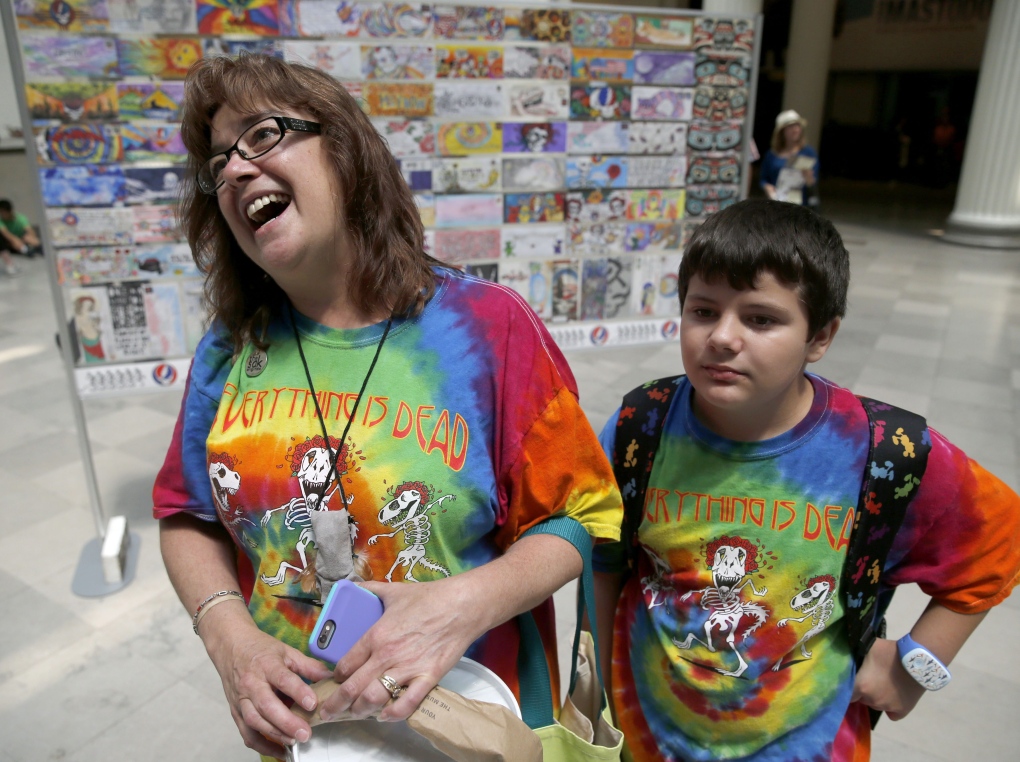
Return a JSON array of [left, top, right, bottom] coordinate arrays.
[[2, 184, 1020, 760]]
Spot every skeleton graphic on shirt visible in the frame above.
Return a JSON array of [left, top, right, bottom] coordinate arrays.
[[368, 481, 454, 582], [674, 535, 769, 678], [641, 547, 676, 608], [208, 452, 256, 546], [259, 435, 352, 586], [771, 574, 837, 671]]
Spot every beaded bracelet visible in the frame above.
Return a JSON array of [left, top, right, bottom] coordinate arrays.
[[192, 590, 245, 635]]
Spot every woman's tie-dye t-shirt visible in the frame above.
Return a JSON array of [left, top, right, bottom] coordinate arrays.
[[153, 269, 622, 694], [594, 375, 1020, 762]]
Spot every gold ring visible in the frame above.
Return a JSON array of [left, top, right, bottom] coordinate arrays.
[[379, 674, 405, 700]]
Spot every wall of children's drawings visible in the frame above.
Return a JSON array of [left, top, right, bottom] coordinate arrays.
[[6, 0, 758, 395]]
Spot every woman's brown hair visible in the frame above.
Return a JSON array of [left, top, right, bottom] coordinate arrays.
[[178, 53, 447, 353]]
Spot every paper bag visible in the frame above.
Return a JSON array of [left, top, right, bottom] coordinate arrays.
[[293, 679, 542, 762]]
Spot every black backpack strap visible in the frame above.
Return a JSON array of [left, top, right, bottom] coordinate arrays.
[[845, 396, 931, 670], [613, 375, 683, 574]]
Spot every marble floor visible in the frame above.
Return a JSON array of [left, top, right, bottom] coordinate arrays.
[[2, 190, 1019, 760]]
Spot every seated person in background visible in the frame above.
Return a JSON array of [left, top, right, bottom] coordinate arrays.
[[594, 199, 1020, 762], [0, 198, 42, 257]]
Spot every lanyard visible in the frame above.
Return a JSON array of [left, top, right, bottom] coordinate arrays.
[[288, 302, 393, 509]]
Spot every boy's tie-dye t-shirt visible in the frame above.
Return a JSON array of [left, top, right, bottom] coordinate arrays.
[[595, 375, 1020, 762], [153, 269, 622, 693]]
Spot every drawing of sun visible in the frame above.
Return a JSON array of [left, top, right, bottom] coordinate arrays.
[[197, 0, 279, 35]]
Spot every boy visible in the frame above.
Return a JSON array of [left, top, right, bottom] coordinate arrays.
[[594, 199, 1020, 761]]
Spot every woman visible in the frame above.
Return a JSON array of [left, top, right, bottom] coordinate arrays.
[[154, 54, 621, 760], [760, 110, 819, 207]]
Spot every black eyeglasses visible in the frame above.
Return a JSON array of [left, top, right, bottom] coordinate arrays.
[[197, 116, 322, 194]]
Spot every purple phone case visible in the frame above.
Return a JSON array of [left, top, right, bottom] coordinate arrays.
[[308, 580, 383, 664]]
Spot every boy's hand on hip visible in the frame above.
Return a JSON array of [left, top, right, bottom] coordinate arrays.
[[851, 637, 926, 721]]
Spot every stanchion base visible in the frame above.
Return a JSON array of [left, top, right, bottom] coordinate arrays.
[[71, 532, 141, 597]]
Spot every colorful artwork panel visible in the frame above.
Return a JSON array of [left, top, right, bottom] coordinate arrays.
[[293, 0, 362, 36], [433, 5, 504, 40], [362, 3, 433, 37], [43, 124, 123, 164], [41, 166, 126, 206], [629, 156, 687, 188], [415, 192, 435, 226], [132, 204, 183, 243], [117, 83, 186, 121], [567, 122, 629, 155], [365, 83, 434, 116], [433, 228, 501, 262], [631, 253, 682, 317], [342, 82, 369, 112], [624, 221, 685, 253], [47, 208, 133, 248], [373, 119, 435, 157], [685, 184, 739, 217], [398, 158, 434, 191], [116, 38, 203, 79], [284, 41, 362, 79], [119, 122, 188, 163], [569, 221, 624, 257], [501, 224, 566, 258], [633, 51, 696, 86], [437, 122, 502, 155], [130, 244, 200, 278], [693, 17, 755, 56], [580, 257, 608, 319], [692, 86, 748, 122], [686, 153, 741, 185], [505, 81, 569, 119], [627, 189, 684, 221], [551, 258, 580, 320], [518, 9, 570, 42], [498, 259, 553, 318], [566, 189, 627, 224], [566, 156, 628, 189], [569, 84, 630, 120], [603, 256, 633, 318], [685, 119, 742, 153], [124, 167, 187, 204], [570, 49, 634, 82], [16, 0, 109, 32], [501, 156, 565, 192], [203, 38, 281, 59], [465, 262, 499, 282], [433, 157, 502, 193], [502, 122, 567, 154], [634, 16, 693, 49], [631, 86, 693, 121], [628, 122, 687, 155], [21, 34, 118, 79], [362, 45, 436, 79], [435, 193, 503, 227], [503, 45, 570, 79], [694, 53, 751, 87], [108, 0, 196, 33], [196, 0, 278, 35], [436, 45, 503, 78], [27, 83, 118, 122], [571, 11, 634, 49], [504, 193, 565, 224], [434, 81, 505, 118]]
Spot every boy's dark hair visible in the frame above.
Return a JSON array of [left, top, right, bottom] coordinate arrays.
[[678, 199, 850, 336], [0, 200, 12, 213]]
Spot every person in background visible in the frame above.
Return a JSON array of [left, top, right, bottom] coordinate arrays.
[[0, 199, 42, 270], [154, 54, 621, 761], [760, 110, 819, 208]]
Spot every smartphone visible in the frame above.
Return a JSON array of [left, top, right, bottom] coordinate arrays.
[[308, 581, 384, 665]]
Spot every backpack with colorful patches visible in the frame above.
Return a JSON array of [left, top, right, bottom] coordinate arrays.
[[612, 376, 931, 687]]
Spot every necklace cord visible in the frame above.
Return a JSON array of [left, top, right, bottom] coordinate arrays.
[[288, 303, 392, 509]]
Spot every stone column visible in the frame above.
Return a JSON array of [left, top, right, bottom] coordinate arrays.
[[782, 0, 837, 150], [943, 0, 1020, 249], [702, 0, 763, 14]]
